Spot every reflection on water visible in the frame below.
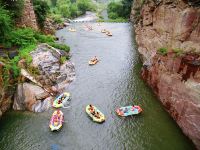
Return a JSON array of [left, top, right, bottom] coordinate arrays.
[[0, 23, 195, 150]]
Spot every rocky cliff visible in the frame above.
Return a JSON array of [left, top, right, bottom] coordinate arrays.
[[16, 0, 38, 30], [131, 0, 200, 148], [0, 44, 75, 117]]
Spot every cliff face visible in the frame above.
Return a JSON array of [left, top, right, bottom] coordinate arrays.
[[131, 0, 200, 148], [16, 0, 38, 30], [0, 62, 15, 118]]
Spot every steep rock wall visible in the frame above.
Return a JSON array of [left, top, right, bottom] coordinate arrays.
[[131, 0, 200, 148], [16, 0, 38, 30]]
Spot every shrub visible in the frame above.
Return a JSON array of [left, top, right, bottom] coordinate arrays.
[[50, 14, 64, 23], [70, 3, 78, 18], [108, 12, 119, 19], [108, 2, 123, 19], [59, 4, 71, 18], [9, 56, 20, 78], [172, 48, 183, 56], [77, 0, 95, 15], [34, 32, 55, 43], [108, 0, 133, 20], [9, 28, 37, 47], [33, 0, 50, 28], [0, 0, 24, 19], [0, 6, 12, 44], [158, 47, 168, 55], [50, 0, 57, 6], [121, 0, 133, 18], [18, 44, 37, 64], [60, 56, 66, 64], [48, 42, 70, 52]]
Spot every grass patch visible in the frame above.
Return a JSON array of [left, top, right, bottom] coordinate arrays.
[[158, 47, 168, 55], [172, 48, 184, 57], [48, 42, 70, 52]]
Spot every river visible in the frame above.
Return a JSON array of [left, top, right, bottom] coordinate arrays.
[[0, 23, 195, 150]]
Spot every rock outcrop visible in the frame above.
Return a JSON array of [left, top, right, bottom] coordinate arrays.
[[13, 44, 75, 112], [0, 61, 15, 118], [131, 0, 200, 148], [13, 83, 51, 112], [43, 18, 70, 34], [16, 0, 38, 30]]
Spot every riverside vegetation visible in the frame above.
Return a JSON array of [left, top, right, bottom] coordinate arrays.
[[0, 0, 98, 89]]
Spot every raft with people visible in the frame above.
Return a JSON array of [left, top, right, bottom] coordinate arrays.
[[116, 105, 142, 117], [68, 28, 76, 32], [101, 29, 107, 33], [49, 110, 64, 131], [88, 56, 98, 65], [106, 31, 112, 36], [52, 92, 70, 108], [86, 104, 105, 123]]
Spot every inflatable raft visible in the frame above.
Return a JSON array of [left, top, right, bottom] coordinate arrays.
[[101, 29, 107, 33], [88, 59, 98, 65], [106, 31, 112, 36], [68, 28, 76, 32], [49, 110, 64, 131], [86, 105, 105, 123], [116, 105, 142, 117], [52, 92, 70, 108]]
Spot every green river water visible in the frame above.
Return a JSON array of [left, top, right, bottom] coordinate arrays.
[[0, 23, 195, 150]]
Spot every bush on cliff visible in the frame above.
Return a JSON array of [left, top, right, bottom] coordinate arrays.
[[33, 0, 50, 28], [158, 47, 168, 55], [47, 42, 70, 52], [0, 6, 12, 44], [8, 28, 37, 47], [0, 0, 24, 19]]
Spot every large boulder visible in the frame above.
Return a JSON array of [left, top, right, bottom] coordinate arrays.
[[30, 44, 75, 92], [13, 44, 75, 112], [13, 83, 50, 112]]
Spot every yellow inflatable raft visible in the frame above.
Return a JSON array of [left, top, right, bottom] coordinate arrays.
[[86, 105, 105, 123], [88, 59, 98, 65]]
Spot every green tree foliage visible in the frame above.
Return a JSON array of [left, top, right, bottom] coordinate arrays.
[[70, 3, 78, 18], [0, 6, 12, 44], [77, 0, 95, 15], [51, 0, 57, 6], [50, 0, 95, 19], [121, 0, 133, 17], [0, 0, 24, 19], [108, 0, 133, 20], [33, 0, 50, 28], [9, 28, 37, 47]]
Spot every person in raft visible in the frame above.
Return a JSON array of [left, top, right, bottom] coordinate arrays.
[[53, 116, 59, 126], [58, 95, 66, 104], [91, 56, 98, 62], [124, 107, 128, 113], [89, 104, 95, 115], [132, 105, 135, 111], [95, 112, 100, 119], [56, 110, 62, 120], [58, 98, 62, 104]]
